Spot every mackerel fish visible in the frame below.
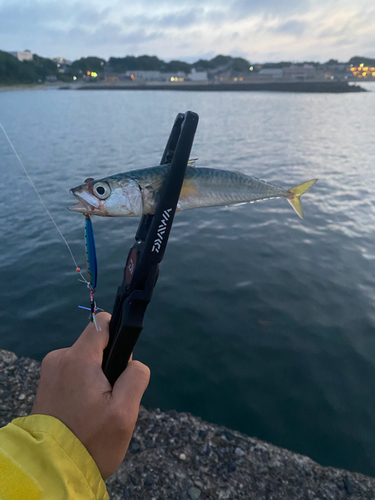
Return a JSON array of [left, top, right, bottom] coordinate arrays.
[[69, 163, 317, 219]]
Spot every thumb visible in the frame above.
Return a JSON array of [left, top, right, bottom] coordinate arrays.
[[72, 312, 111, 363], [112, 359, 150, 409]]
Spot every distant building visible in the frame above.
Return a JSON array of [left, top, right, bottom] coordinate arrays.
[[52, 57, 72, 65], [104, 75, 120, 83], [8, 50, 33, 62], [282, 64, 317, 81], [349, 63, 375, 79], [103, 73, 133, 83], [160, 71, 186, 82], [125, 70, 161, 81], [126, 71, 186, 82], [213, 71, 231, 82], [52, 57, 71, 74], [258, 68, 283, 79], [188, 68, 207, 82], [123, 70, 188, 82]]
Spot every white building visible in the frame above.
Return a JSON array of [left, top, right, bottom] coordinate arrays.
[[160, 71, 186, 82], [188, 68, 208, 81], [8, 50, 33, 62]]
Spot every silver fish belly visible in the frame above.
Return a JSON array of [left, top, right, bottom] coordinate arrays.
[[177, 167, 289, 212]]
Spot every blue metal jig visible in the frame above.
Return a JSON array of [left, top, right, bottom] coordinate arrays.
[[85, 215, 98, 290], [84, 215, 100, 329]]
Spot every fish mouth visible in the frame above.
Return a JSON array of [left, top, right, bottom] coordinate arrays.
[[68, 189, 100, 214]]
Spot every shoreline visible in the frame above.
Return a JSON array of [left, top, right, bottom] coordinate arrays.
[[0, 81, 367, 93], [61, 81, 366, 93], [0, 83, 59, 92], [1, 348, 374, 499]]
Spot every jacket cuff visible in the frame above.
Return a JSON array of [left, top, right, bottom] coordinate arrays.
[[11, 415, 109, 500]]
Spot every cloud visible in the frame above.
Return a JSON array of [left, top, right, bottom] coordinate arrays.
[[76, 7, 111, 26], [122, 9, 205, 30], [231, 0, 309, 18], [332, 36, 357, 47], [272, 20, 307, 36], [0, 1, 108, 34], [157, 9, 203, 28], [91, 25, 165, 46], [0, 2, 66, 33], [133, 0, 309, 18], [0, 0, 374, 63]]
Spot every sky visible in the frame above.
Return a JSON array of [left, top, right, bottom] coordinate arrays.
[[0, 0, 374, 63]]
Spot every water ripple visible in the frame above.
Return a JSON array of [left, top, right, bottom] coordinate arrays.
[[1, 89, 375, 476]]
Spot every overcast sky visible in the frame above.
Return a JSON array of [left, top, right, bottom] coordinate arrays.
[[1, 0, 374, 63]]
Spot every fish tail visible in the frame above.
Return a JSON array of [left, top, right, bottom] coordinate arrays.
[[286, 179, 318, 219]]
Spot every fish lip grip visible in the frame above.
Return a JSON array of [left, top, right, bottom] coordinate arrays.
[[102, 111, 199, 386]]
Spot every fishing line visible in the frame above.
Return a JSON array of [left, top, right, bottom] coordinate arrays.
[[0, 123, 89, 286]]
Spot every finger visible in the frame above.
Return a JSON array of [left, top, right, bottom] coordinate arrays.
[[72, 312, 111, 363], [112, 360, 150, 408]]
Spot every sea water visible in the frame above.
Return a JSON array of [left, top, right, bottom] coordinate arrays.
[[1, 84, 375, 476]]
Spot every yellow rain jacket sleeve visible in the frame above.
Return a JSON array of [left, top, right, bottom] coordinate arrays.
[[0, 414, 109, 500]]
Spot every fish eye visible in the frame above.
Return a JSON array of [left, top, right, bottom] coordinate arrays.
[[93, 182, 110, 200]]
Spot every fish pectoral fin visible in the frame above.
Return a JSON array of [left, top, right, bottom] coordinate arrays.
[[188, 158, 198, 167], [144, 178, 164, 192], [286, 179, 318, 219]]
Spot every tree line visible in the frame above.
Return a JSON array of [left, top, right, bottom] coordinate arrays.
[[0, 52, 252, 85], [1, 50, 374, 85]]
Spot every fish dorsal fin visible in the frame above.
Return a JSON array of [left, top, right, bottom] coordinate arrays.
[[188, 158, 198, 167]]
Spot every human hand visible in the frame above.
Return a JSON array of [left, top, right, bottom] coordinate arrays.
[[31, 312, 150, 479]]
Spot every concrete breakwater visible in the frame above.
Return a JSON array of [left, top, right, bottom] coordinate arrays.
[[60, 81, 366, 93], [0, 348, 374, 500]]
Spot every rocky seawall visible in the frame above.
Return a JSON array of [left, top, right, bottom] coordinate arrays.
[[60, 81, 366, 93], [0, 349, 374, 500]]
